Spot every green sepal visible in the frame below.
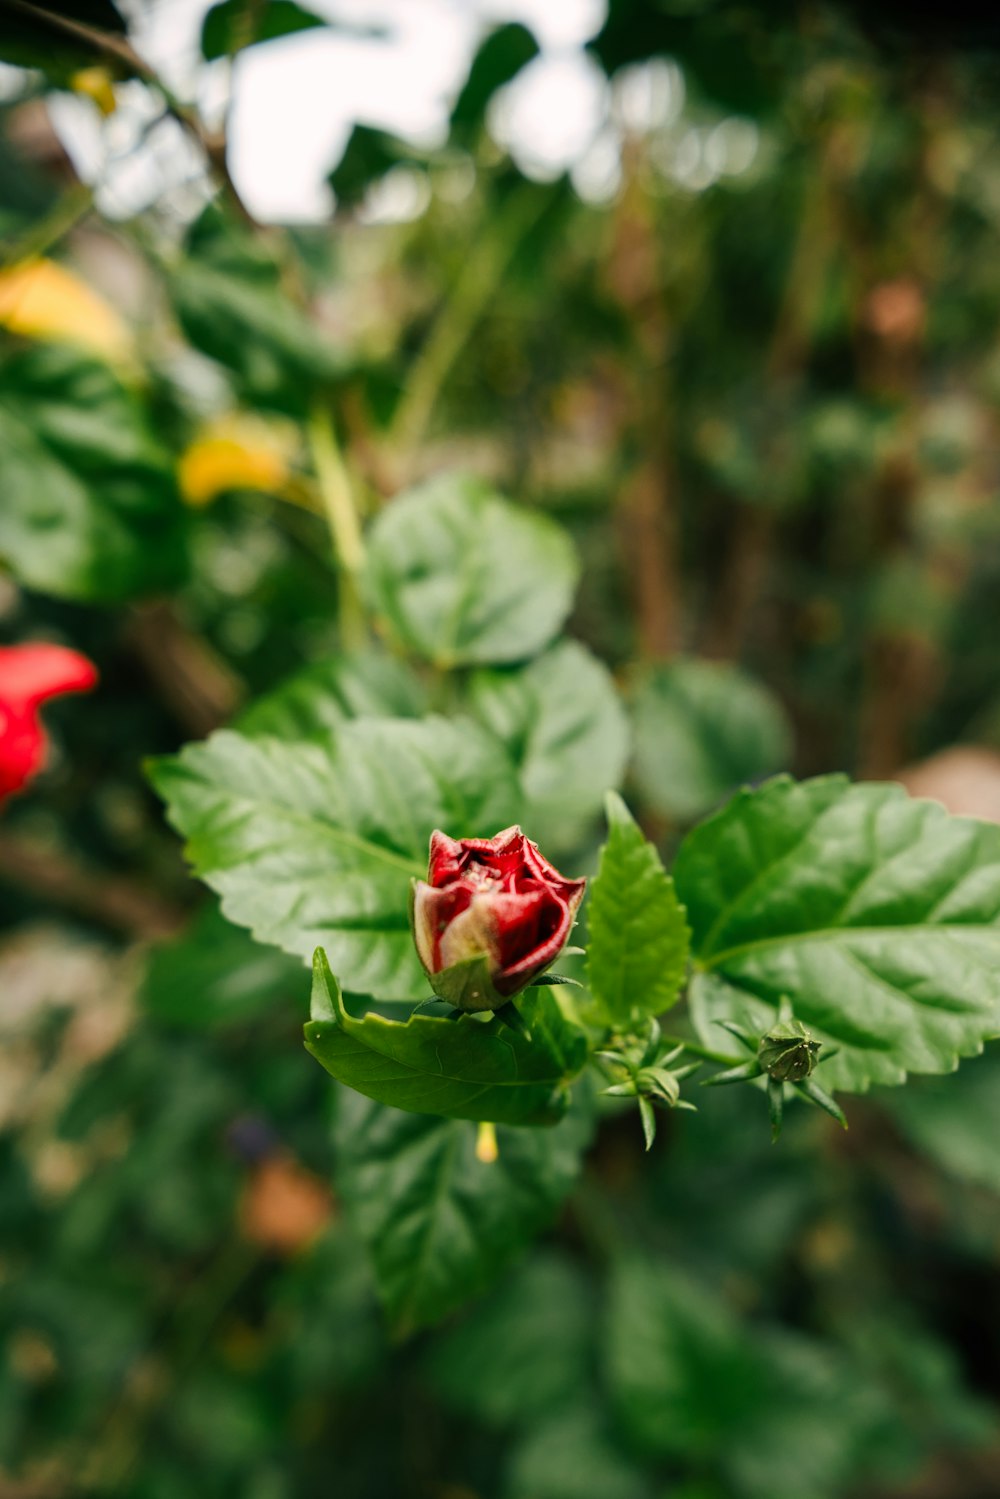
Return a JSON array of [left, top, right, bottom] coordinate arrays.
[[638, 1096, 657, 1152], [768, 1076, 785, 1142]]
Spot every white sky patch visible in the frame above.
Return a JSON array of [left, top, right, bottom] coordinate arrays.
[[488, 51, 609, 182], [48, 0, 612, 223]]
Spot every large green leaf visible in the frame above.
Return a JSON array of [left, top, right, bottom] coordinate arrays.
[[148, 716, 521, 1001], [676, 774, 1000, 1092], [168, 210, 345, 414], [467, 640, 629, 852], [333, 1087, 594, 1332], [632, 659, 792, 823], [586, 793, 689, 1029], [237, 650, 427, 740], [141, 904, 305, 1031], [364, 474, 579, 668], [605, 1258, 886, 1499], [0, 345, 187, 601], [306, 949, 587, 1125]]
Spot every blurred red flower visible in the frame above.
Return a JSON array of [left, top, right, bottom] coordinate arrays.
[[0, 644, 98, 804]]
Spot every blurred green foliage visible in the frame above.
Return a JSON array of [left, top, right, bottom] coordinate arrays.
[[4, 0, 1000, 1496]]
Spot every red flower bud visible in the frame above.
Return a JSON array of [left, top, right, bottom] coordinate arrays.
[[0, 644, 98, 805], [411, 825, 585, 1011]]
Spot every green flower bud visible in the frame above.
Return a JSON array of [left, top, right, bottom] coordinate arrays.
[[758, 1020, 820, 1083]]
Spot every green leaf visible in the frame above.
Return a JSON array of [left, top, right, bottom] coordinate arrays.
[[148, 715, 521, 1001], [632, 659, 792, 823], [305, 948, 587, 1125], [586, 792, 690, 1029], [426, 1253, 592, 1426], [467, 640, 629, 853], [0, 344, 187, 601], [676, 774, 1000, 1092], [449, 23, 540, 143], [168, 210, 345, 414], [606, 1258, 886, 1499], [237, 650, 427, 740], [141, 904, 305, 1031], [364, 474, 579, 668], [201, 0, 326, 60], [0, 1, 129, 82], [882, 1045, 1000, 1194], [329, 125, 423, 211], [333, 1086, 594, 1331]]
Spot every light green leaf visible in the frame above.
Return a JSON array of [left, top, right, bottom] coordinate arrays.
[[364, 474, 579, 668], [0, 344, 187, 601], [148, 715, 521, 1001], [676, 774, 1000, 1092], [237, 650, 427, 740], [333, 1086, 594, 1332], [632, 659, 792, 823], [141, 904, 305, 1030], [586, 792, 690, 1028], [467, 640, 629, 852], [305, 948, 587, 1125]]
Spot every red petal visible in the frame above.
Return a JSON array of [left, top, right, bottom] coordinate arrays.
[[0, 645, 98, 710]]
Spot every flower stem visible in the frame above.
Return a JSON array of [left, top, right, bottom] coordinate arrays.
[[307, 403, 367, 648], [656, 1032, 743, 1067]]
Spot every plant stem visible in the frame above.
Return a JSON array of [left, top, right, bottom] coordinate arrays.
[[0, 182, 94, 268], [389, 185, 543, 478], [657, 1032, 743, 1067], [307, 402, 367, 648]]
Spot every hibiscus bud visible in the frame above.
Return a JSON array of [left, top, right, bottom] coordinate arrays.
[[411, 826, 585, 1011], [758, 1020, 820, 1083], [0, 644, 98, 805]]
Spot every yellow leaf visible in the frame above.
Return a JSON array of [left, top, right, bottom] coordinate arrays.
[[70, 66, 117, 117], [0, 257, 131, 362]]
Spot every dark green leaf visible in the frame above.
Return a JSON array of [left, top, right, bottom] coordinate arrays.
[[0, 344, 187, 601], [141, 904, 305, 1030], [201, 0, 326, 60], [305, 948, 587, 1125], [329, 124, 423, 211], [168, 211, 345, 414], [333, 1085, 594, 1331], [677, 775, 1000, 1092], [364, 473, 579, 668], [237, 650, 427, 740], [148, 716, 521, 1001], [0, 1, 128, 81], [883, 1045, 1000, 1193], [450, 23, 540, 143], [632, 659, 792, 823], [606, 1258, 885, 1499], [586, 792, 690, 1028], [467, 640, 629, 852]]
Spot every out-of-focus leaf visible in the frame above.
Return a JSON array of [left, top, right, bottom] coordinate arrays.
[[586, 792, 689, 1028], [365, 474, 578, 668], [148, 716, 521, 1001], [305, 949, 587, 1125], [632, 659, 792, 824], [141, 904, 305, 1030], [201, 0, 326, 59], [678, 775, 1000, 1092], [426, 1253, 593, 1427], [237, 650, 427, 740], [450, 22, 540, 142], [0, 344, 187, 601], [168, 210, 344, 414], [882, 1046, 1000, 1192], [0, 1, 128, 81], [505, 1408, 650, 1499], [333, 1085, 594, 1331], [606, 1258, 884, 1499], [467, 640, 628, 852], [329, 124, 422, 210]]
